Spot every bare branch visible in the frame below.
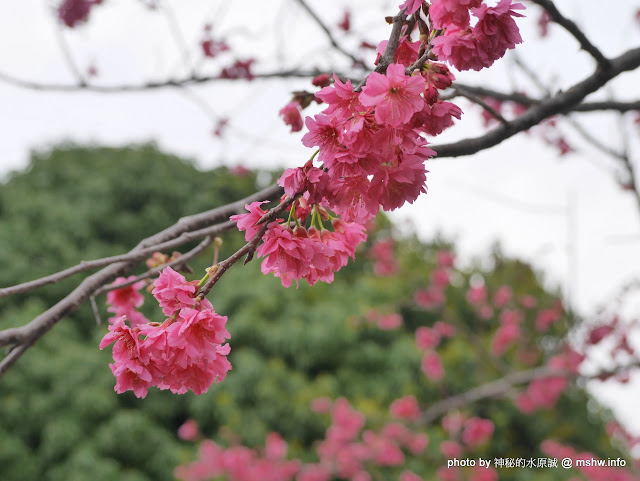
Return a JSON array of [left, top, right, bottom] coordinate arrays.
[[294, 0, 365, 68], [419, 361, 640, 425], [0, 222, 230, 299], [0, 68, 327, 92], [454, 85, 510, 126], [93, 232, 220, 296], [431, 47, 640, 158], [529, 0, 610, 70]]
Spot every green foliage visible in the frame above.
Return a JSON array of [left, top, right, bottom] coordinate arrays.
[[0, 145, 625, 481]]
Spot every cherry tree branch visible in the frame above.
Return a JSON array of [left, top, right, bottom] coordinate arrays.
[[93, 231, 222, 296], [419, 361, 640, 425], [529, 0, 610, 70], [0, 222, 232, 299], [0, 68, 327, 92], [430, 47, 640, 158], [294, 0, 365, 68]]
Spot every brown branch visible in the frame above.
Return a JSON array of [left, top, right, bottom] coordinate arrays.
[[431, 47, 640, 158], [0, 222, 229, 299], [0, 68, 328, 92], [529, 0, 610, 70], [0, 184, 283, 376], [355, 9, 408, 91], [446, 84, 640, 114], [93, 231, 221, 296], [454, 86, 510, 126], [294, 0, 365, 68]]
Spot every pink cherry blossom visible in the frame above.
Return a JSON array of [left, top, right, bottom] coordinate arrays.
[[399, 0, 423, 15], [434, 321, 456, 338], [473, 1, 526, 66], [492, 285, 513, 308], [58, 0, 102, 28], [369, 155, 429, 211], [462, 417, 494, 447], [360, 64, 426, 127], [400, 471, 423, 481], [376, 37, 421, 67], [178, 419, 200, 441], [280, 101, 304, 132], [432, 25, 483, 71], [429, 0, 482, 29], [390, 395, 421, 421], [151, 266, 197, 316], [106, 276, 145, 314], [414, 287, 445, 310], [415, 326, 441, 350], [440, 440, 463, 458], [471, 465, 498, 481], [421, 351, 444, 381], [315, 75, 363, 119], [413, 100, 462, 136]]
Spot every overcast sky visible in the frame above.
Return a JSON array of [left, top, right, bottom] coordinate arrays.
[[1, 0, 640, 430]]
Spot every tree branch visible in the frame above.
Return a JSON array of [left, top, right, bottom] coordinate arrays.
[[419, 361, 640, 425], [431, 47, 640, 158], [529, 0, 610, 70], [0, 68, 327, 92], [0, 222, 231, 299], [294, 0, 365, 68]]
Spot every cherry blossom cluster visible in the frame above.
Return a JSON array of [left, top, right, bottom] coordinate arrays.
[[414, 249, 455, 310], [231, 201, 366, 287], [541, 440, 637, 481], [57, 0, 103, 28], [100, 266, 231, 398], [438, 413, 497, 480], [369, 238, 399, 276], [265, 1, 527, 289], [429, 0, 526, 72], [175, 398, 429, 481], [174, 432, 299, 481]]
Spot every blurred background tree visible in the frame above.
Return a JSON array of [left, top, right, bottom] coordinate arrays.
[[0, 145, 631, 481]]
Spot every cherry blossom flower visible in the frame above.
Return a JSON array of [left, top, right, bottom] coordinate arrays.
[[399, 0, 424, 15], [151, 266, 197, 316], [462, 417, 494, 447], [279, 101, 304, 132], [230, 201, 271, 241], [422, 350, 445, 381], [106, 276, 145, 315], [390, 395, 421, 421], [360, 64, 426, 127], [429, 0, 482, 29]]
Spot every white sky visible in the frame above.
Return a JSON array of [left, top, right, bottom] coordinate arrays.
[[1, 0, 640, 434]]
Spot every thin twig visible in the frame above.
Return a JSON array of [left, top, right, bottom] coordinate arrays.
[[529, 0, 610, 70], [0, 222, 230, 298], [90, 295, 102, 326], [454, 86, 510, 126], [53, 18, 86, 85], [294, 0, 365, 68], [197, 195, 296, 299], [93, 232, 219, 296], [0, 68, 326, 92], [355, 9, 407, 91]]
